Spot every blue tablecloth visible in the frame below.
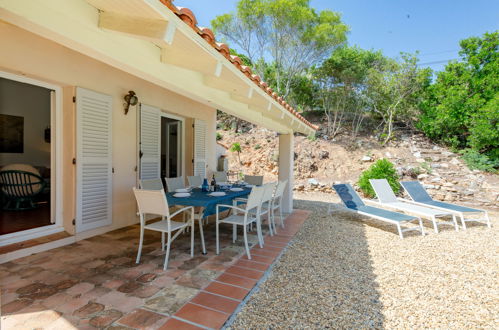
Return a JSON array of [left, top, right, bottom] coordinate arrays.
[[166, 188, 251, 218]]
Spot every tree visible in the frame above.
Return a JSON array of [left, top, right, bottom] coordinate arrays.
[[417, 31, 498, 165], [314, 46, 385, 137], [212, 0, 348, 99], [230, 142, 243, 165], [366, 52, 428, 144]]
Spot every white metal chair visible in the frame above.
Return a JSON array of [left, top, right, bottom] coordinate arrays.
[[165, 177, 185, 192], [216, 186, 265, 259], [260, 182, 278, 235], [234, 182, 277, 236], [214, 171, 228, 183], [244, 175, 264, 186], [187, 175, 203, 187], [271, 180, 288, 228], [139, 178, 164, 190], [133, 188, 195, 270]]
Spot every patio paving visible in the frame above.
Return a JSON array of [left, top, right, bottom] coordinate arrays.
[[0, 210, 309, 329]]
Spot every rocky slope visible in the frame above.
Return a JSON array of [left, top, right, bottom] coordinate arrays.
[[218, 127, 498, 209]]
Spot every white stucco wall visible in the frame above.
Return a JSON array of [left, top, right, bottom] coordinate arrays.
[[0, 21, 217, 236]]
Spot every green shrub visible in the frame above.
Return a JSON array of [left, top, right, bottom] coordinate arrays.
[[460, 149, 499, 173], [358, 159, 400, 198], [216, 132, 223, 141], [254, 144, 261, 150]]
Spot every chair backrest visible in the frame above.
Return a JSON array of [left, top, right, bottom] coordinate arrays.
[[332, 184, 365, 210], [139, 178, 164, 190], [0, 170, 45, 197], [262, 182, 277, 203], [245, 185, 266, 212], [244, 175, 263, 186], [133, 188, 170, 221], [165, 177, 185, 192], [369, 179, 398, 203], [187, 175, 203, 187], [274, 180, 288, 199], [400, 181, 433, 202], [214, 171, 228, 182]]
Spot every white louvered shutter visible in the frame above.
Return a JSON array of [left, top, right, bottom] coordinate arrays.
[[139, 104, 161, 180], [194, 119, 207, 178], [76, 87, 113, 233]]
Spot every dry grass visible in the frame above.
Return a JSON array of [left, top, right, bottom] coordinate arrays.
[[229, 193, 498, 329]]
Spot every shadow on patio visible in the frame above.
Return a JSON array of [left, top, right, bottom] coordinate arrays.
[[0, 216, 273, 329]]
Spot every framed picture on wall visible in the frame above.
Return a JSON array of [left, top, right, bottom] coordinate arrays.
[[0, 114, 24, 153]]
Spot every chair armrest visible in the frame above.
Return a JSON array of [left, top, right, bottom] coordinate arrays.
[[170, 206, 194, 218], [216, 204, 246, 214]]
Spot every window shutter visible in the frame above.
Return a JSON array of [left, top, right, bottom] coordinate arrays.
[[194, 119, 207, 178], [75, 87, 113, 233], [139, 104, 161, 180]]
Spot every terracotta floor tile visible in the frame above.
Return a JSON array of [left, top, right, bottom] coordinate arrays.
[[203, 281, 249, 301], [250, 248, 281, 258], [159, 317, 203, 330], [260, 245, 283, 253], [191, 292, 240, 314], [225, 266, 264, 281], [234, 259, 269, 272], [240, 254, 275, 264], [175, 303, 229, 329], [118, 308, 167, 329], [263, 240, 288, 248], [216, 273, 257, 290]]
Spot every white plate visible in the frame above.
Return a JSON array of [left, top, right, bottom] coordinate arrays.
[[244, 184, 254, 188], [175, 188, 189, 193], [217, 182, 229, 186], [173, 192, 190, 198], [208, 192, 226, 197], [230, 187, 243, 192]]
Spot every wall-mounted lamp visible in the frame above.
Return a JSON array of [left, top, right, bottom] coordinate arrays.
[[123, 91, 138, 115]]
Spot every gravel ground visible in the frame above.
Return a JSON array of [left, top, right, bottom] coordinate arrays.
[[229, 192, 499, 329]]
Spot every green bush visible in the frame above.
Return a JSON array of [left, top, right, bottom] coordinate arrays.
[[216, 132, 223, 141], [358, 159, 400, 198], [254, 144, 261, 150], [460, 149, 499, 173]]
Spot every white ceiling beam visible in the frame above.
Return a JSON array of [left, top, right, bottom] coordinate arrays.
[[214, 61, 223, 77], [99, 11, 169, 40], [164, 21, 176, 45]]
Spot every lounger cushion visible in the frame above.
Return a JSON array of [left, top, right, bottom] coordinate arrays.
[[424, 201, 481, 213], [402, 181, 482, 213], [333, 184, 365, 210], [400, 181, 433, 202], [357, 206, 416, 222]]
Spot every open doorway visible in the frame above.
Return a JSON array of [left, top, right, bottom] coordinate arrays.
[[161, 116, 182, 180], [0, 77, 54, 235]]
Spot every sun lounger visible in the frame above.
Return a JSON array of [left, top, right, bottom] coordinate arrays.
[[400, 181, 491, 230], [333, 184, 424, 238], [369, 179, 458, 233]]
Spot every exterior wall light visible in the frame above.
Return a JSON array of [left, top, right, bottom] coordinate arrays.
[[124, 91, 138, 115]]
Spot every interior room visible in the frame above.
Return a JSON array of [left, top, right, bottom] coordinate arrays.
[[161, 116, 182, 182], [0, 77, 53, 235]]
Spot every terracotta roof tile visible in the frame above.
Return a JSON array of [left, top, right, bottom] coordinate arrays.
[[160, 0, 318, 131]]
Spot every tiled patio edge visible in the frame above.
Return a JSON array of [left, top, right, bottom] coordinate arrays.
[[162, 209, 311, 329]]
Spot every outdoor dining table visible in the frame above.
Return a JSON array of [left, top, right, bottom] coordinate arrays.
[[166, 187, 252, 254]]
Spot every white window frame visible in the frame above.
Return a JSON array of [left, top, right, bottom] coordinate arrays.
[[0, 70, 64, 247], [160, 111, 185, 179], [136, 107, 185, 185]]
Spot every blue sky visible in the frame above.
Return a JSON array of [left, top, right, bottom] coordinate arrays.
[[175, 1, 499, 71]]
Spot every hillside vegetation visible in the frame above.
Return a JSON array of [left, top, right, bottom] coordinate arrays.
[[212, 0, 498, 171]]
